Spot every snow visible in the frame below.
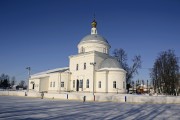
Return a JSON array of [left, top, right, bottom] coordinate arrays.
[[0, 96, 179, 120]]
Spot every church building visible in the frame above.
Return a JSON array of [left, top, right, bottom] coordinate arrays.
[[29, 19, 126, 93]]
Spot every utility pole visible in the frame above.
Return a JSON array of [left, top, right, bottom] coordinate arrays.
[[90, 62, 96, 100], [26, 67, 31, 92], [147, 80, 148, 94]]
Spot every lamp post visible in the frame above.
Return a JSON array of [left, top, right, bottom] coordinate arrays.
[[90, 62, 96, 98], [147, 80, 148, 94], [132, 81, 134, 93], [26, 67, 31, 92]]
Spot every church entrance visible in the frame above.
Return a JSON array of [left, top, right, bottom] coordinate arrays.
[[76, 80, 79, 91], [32, 84, 35, 89]]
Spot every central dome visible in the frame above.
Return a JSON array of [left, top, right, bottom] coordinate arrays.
[[79, 34, 109, 44], [77, 19, 111, 54]]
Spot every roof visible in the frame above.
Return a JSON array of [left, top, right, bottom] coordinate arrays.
[[99, 57, 123, 70], [79, 34, 109, 45], [31, 67, 69, 77]]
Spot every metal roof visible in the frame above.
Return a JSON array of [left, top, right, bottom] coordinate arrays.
[[100, 58, 122, 69], [31, 67, 69, 77], [79, 34, 109, 44]]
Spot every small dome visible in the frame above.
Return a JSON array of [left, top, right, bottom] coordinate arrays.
[[100, 58, 122, 69], [79, 34, 109, 44]]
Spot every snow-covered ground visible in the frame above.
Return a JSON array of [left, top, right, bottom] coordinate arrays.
[[0, 96, 179, 120]]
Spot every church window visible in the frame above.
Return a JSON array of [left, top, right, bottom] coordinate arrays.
[[50, 82, 52, 87], [103, 48, 107, 53], [86, 79, 89, 88], [73, 80, 75, 88], [84, 63, 86, 70], [53, 82, 55, 87], [81, 47, 83, 53], [61, 82, 64, 87], [79, 80, 83, 88], [98, 81, 101, 88], [76, 64, 78, 70], [113, 81, 116, 88], [123, 81, 125, 89]]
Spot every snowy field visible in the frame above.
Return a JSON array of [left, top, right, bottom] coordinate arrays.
[[0, 96, 179, 120]]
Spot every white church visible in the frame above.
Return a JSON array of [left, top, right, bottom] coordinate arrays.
[[29, 19, 126, 93]]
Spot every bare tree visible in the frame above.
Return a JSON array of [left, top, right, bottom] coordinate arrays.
[[19, 80, 26, 88], [10, 76, 16, 88], [113, 48, 142, 92], [175, 74, 180, 96], [150, 50, 179, 95]]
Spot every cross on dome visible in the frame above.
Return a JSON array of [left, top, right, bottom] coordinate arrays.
[[91, 19, 97, 28], [91, 18, 97, 34]]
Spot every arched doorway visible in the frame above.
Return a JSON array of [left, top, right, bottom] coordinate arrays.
[[30, 81, 35, 90], [32, 84, 35, 89], [76, 80, 79, 91]]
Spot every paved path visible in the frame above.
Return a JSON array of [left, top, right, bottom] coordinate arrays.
[[0, 96, 179, 120]]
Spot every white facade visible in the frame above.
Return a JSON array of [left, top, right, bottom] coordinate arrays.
[[29, 19, 126, 93]]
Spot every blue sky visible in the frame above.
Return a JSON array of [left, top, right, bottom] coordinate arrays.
[[0, 0, 180, 83]]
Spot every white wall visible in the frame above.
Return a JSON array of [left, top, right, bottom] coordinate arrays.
[[29, 79, 40, 92], [39, 77, 49, 92], [48, 72, 70, 93], [1, 91, 180, 104], [78, 42, 110, 54], [48, 73, 59, 92], [0, 91, 41, 98], [69, 51, 110, 93], [95, 70, 126, 93], [108, 71, 126, 93], [59, 72, 70, 92], [69, 52, 95, 92], [96, 71, 106, 92]]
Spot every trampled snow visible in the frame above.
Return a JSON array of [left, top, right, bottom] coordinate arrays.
[[0, 96, 179, 120]]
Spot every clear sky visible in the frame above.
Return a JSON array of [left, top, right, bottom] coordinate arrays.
[[0, 0, 180, 83]]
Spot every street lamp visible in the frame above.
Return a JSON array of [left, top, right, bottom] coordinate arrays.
[[90, 62, 96, 98], [147, 80, 148, 94], [132, 81, 134, 93], [26, 67, 31, 92]]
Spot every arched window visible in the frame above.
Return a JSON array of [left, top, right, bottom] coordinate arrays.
[[53, 82, 55, 87], [61, 82, 64, 87], [103, 48, 106, 53], [79, 80, 83, 88], [76, 64, 78, 71], [73, 80, 75, 88], [86, 79, 89, 88], [84, 63, 86, 70], [81, 47, 84, 53], [123, 81, 125, 89], [98, 81, 101, 88], [50, 82, 52, 87], [113, 81, 116, 88]]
